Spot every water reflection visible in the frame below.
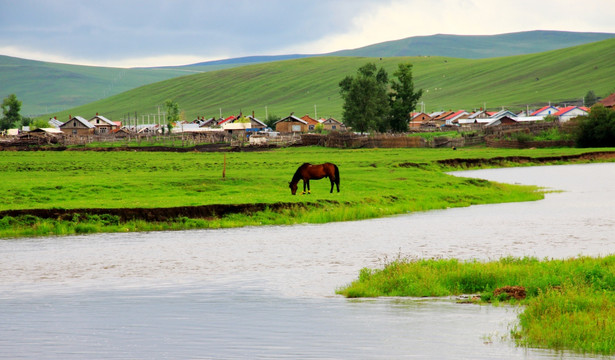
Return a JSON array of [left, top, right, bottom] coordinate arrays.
[[1, 163, 614, 359]]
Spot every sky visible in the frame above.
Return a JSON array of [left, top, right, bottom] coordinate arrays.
[[1, 0, 614, 68]]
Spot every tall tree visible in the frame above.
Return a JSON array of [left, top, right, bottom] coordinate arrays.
[[1, 94, 22, 130], [584, 90, 597, 107], [389, 63, 423, 132], [339, 63, 389, 134], [164, 99, 180, 124]]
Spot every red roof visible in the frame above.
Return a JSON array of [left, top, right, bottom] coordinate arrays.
[[218, 115, 236, 125], [444, 110, 466, 120], [599, 93, 615, 107], [300, 114, 319, 125], [553, 106, 589, 116]]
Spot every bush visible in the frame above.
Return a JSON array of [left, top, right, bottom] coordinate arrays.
[[576, 104, 615, 147]]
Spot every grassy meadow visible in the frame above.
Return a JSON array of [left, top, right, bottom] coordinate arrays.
[[37, 38, 615, 123], [1, 146, 614, 238], [337, 255, 615, 355]]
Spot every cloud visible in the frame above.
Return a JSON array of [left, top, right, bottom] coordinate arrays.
[[293, 0, 615, 54], [0, 0, 614, 67]]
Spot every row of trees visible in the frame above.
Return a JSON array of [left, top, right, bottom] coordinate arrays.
[[339, 62, 422, 133]]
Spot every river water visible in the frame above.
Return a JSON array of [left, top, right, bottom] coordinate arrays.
[[1, 163, 614, 359]]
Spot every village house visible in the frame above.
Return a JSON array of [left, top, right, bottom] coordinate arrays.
[[48, 116, 63, 129], [598, 93, 615, 108], [321, 117, 345, 131], [274, 114, 308, 133], [300, 114, 321, 131], [409, 112, 432, 128], [89, 113, 117, 134], [531, 105, 559, 117], [553, 106, 589, 122], [445, 110, 470, 125], [59, 115, 95, 136]]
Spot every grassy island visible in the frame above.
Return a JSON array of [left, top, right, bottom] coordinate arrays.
[[337, 255, 615, 355]]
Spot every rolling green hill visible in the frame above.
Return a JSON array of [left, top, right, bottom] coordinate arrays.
[[41, 37, 615, 124], [4, 31, 613, 117], [330, 30, 615, 58], [0, 56, 198, 116]]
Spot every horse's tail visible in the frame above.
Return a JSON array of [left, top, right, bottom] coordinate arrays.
[[334, 164, 340, 186]]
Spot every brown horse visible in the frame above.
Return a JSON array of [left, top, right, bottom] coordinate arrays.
[[289, 163, 340, 195]]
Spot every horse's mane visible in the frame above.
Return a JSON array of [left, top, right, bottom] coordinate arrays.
[[291, 163, 310, 183]]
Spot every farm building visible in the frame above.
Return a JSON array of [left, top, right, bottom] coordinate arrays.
[[274, 115, 308, 133], [597, 93, 615, 108], [89, 114, 117, 134], [301, 114, 321, 131], [409, 112, 432, 128], [531, 105, 560, 117], [321, 117, 345, 131], [554, 106, 589, 122], [59, 116, 95, 136]]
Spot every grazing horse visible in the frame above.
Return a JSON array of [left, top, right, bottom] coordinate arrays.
[[289, 163, 340, 195]]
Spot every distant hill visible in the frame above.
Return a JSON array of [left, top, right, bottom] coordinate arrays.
[[3, 30, 614, 116], [42, 37, 615, 124], [329, 30, 615, 58], [0, 56, 195, 116]]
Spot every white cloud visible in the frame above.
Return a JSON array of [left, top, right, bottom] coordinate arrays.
[[293, 0, 615, 54]]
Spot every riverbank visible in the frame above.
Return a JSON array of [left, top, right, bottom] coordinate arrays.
[[336, 255, 615, 355], [1, 146, 615, 238]]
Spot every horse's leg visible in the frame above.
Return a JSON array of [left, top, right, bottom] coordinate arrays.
[[329, 178, 334, 193], [302, 180, 307, 195], [307, 180, 311, 194]]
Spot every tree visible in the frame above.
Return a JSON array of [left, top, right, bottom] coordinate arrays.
[[388, 63, 423, 132], [164, 99, 180, 125], [1, 94, 22, 130], [576, 104, 615, 147], [584, 90, 597, 107], [339, 63, 389, 133], [264, 114, 281, 129]]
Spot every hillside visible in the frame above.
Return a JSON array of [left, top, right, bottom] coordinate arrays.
[[3, 31, 613, 117], [0, 56, 196, 116], [330, 30, 615, 58], [41, 37, 615, 124]]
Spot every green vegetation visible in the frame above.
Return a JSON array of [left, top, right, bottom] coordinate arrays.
[[505, 127, 573, 142], [330, 30, 615, 59], [1, 93, 22, 130], [576, 104, 615, 147], [1, 146, 615, 238], [0, 55, 195, 116], [35, 38, 615, 123], [339, 62, 422, 133], [336, 255, 615, 355]]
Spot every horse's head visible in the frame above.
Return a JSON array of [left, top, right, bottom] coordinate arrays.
[[289, 181, 298, 195]]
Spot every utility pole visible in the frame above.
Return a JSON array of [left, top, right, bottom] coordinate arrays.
[[314, 105, 317, 120]]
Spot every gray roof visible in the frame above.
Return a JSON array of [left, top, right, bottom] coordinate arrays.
[[90, 115, 115, 126], [273, 115, 307, 125], [61, 116, 95, 128]]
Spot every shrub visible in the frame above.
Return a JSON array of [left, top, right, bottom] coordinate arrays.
[[576, 104, 615, 147]]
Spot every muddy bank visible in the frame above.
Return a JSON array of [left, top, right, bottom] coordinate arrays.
[[0, 201, 339, 223], [436, 151, 615, 167]]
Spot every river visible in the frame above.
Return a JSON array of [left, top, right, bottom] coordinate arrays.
[[1, 163, 614, 359]]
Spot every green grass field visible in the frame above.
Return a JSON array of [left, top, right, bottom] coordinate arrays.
[[36, 38, 615, 123], [1, 146, 614, 238]]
